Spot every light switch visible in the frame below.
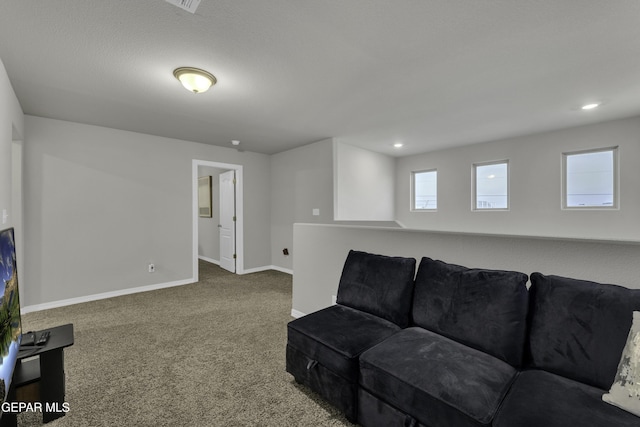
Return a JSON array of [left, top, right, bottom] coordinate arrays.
[[1, 209, 7, 224], [312, 208, 320, 216]]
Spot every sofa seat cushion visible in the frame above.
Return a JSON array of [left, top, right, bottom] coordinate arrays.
[[494, 369, 640, 427], [360, 327, 518, 427], [287, 304, 401, 382]]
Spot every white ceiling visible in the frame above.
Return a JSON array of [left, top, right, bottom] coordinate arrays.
[[1, 1, 640, 156]]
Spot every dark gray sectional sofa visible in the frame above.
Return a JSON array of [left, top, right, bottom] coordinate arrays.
[[286, 250, 640, 426]]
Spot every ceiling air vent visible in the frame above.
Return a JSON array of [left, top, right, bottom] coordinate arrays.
[[165, 0, 201, 14]]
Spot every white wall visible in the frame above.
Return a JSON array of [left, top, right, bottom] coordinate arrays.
[[0, 58, 24, 230], [270, 138, 335, 271], [396, 116, 640, 241], [270, 139, 399, 272], [334, 141, 395, 221], [292, 223, 640, 316], [23, 116, 271, 308], [197, 166, 225, 263], [0, 59, 24, 292]]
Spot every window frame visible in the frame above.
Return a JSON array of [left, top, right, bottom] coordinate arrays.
[[411, 169, 438, 212], [472, 160, 509, 211], [562, 146, 619, 210]]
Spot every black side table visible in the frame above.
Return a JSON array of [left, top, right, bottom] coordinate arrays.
[[3, 324, 74, 426]]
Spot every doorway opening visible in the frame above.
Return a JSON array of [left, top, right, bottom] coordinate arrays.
[[192, 159, 244, 281]]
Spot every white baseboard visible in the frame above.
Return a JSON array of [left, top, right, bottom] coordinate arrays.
[[22, 262, 294, 314], [198, 258, 292, 275], [21, 277, 196, 314], [268, 265, 293, 275], [241, 265, 293, 275], [291, 309, 306, 318], [198, 256, 219, 265]]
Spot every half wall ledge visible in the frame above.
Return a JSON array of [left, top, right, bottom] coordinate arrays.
[[292, 223, 640, 317]]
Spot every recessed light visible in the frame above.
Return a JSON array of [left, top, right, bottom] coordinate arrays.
[[393, 143, 404, 148], [581, 103, 600, 110], [231, 140, 240, 146]]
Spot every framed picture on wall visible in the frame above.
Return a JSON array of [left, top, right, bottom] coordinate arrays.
[[198, 176, 212, 218]]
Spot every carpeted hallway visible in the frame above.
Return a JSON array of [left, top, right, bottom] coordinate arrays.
[[16, 261, 352, 426]]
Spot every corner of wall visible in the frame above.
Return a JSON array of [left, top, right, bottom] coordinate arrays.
[[333, 141, 395, 221]]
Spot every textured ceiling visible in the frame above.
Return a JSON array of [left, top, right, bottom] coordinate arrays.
[[1, 1, 640, 156]]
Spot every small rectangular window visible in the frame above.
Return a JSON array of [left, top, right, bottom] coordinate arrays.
[[412, 170, 437, 210], [563, 147, 618, 209], [474, 161, 508, 210]]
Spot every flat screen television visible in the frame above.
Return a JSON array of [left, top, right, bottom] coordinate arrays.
[[0, 227, 22, 415]]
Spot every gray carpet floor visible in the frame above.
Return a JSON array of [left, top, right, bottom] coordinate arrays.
[[16, 260, 353, 426]]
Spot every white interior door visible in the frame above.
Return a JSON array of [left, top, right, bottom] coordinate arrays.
[[219, 170, 236, 273]]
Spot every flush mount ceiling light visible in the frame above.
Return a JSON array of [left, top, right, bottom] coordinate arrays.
[[173, 67, 217, 93], [393, 143, 404, 148]]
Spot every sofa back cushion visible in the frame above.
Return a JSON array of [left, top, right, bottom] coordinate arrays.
[[412, 257, 529, 367], [527, 272, 640, 390], [336, 250, 416, 328]]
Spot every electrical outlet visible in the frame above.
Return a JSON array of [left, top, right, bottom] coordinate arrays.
[[331, 295, 337, 305], [148, 264, 155, 273]]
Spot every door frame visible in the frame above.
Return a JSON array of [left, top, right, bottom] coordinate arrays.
[[192, 159, 244, 281]]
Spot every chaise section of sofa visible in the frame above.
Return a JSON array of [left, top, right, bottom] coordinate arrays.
[[494, 272, 640, 427], [359, 327, 519, 427], [286, 305, 401, 421], [286, 250, 416, 422], [358, 257, 529, 427]]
